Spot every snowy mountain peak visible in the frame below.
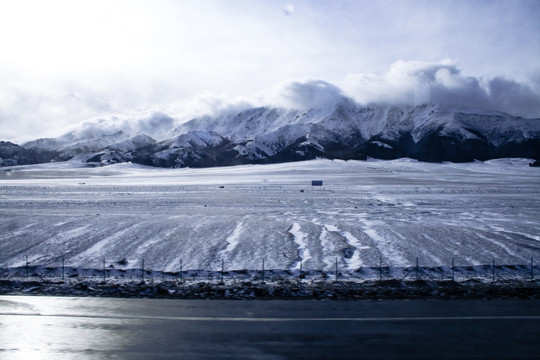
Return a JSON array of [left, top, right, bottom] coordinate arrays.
[[108, 134, 156, 152], [166, 130, 226, 148], [3, 102, 540, 167]]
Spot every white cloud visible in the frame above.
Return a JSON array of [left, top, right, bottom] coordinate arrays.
[[341, 60, 540, 118], [6, 61, 540, 146], [67, 111, 177, 141], [168, 92, 253, 121], [1, 1, 539, 142], [255, 79, 347, 110], [487, 77, 540, 118], [283, 4, 295, 15]]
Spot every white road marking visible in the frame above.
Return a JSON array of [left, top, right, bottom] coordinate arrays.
[[1, 313, 539, 322]]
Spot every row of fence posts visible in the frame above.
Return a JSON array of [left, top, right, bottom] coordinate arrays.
[[9, 256, 538, 283], [136, 256, 538, 283]]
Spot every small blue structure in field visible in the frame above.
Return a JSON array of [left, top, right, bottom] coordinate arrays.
[[311, 180, 323, 186]]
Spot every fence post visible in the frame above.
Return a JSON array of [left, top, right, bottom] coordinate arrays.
[[335, 257, 338, 282], [415, 257, 419, 281], [141, 259, 145, 282], [492, 258, 495, 283], [221, 259, 224, 283], [531, 258, 534, 281], [62, 256, 65, 281], [262, 258, 265, 282], [451, 257, 455, 282], [179, 259, 183, 284], [379, 256, 382, 281], [26, 256, 29, 279], [103, 258, 106, 282]]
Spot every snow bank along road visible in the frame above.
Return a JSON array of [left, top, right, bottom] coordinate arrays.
[[1, 296, 539, 359], [1, 158, 539, 273]]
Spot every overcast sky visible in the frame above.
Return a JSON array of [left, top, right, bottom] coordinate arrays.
[[1, 0, 539, 143]]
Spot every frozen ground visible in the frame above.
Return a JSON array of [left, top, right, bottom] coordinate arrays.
[[0, 158, 539, 275]]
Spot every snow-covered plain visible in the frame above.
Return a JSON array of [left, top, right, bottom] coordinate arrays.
[[1, 158, 539, 274]]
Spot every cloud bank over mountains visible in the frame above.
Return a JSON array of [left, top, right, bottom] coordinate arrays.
[[1, 60, 540, 144], [1, 1, 539, 143], [16, 60, 537, 144], [178, 59, 540, 120], [341, 60, 540, 117], [177, 59, 540, 121]]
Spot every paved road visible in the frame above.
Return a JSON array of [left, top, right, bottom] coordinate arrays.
[[0, 296, 539, 359]]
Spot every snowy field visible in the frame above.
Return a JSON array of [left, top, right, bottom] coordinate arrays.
[[1, 158, 539, 275]]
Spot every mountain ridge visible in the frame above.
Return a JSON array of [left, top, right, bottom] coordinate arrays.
[[2, 102, 539, 168]]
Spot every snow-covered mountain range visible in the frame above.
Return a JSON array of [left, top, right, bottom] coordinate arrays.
[[1, 100, 539, 168]]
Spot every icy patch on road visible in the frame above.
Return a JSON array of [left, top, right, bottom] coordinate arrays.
[[289, 223, 310, 270]]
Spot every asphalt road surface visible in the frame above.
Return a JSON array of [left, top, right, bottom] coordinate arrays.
[[0, 296, 539, 359]]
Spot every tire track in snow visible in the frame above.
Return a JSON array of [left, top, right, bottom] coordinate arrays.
[[217, 219, 245, 260], [308, 218, 370, 271], [475, 232, 519, 258], [71, 223, 143, 264], [323, 225, 369, 270], [304, 217, 336, 271], [489, 225, 540, 242], [319, 225, 334, 271], [359, 218, 408, 266], [341, 231, 369, 270], [288, 223, 310, 270], [49, 224, 92, 246], [418, 234, 444, 265]]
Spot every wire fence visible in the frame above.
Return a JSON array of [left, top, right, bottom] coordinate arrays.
[[1, 256, 537, 284]]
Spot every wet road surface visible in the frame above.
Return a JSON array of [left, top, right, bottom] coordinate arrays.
[[1, 296, 539, 359]]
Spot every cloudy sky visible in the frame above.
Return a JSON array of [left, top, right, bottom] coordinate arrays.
[[1, 0, 539, 142]]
